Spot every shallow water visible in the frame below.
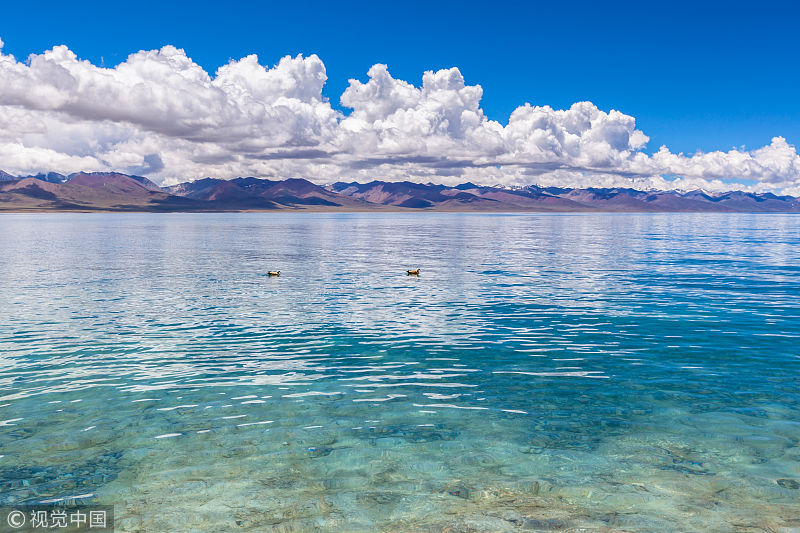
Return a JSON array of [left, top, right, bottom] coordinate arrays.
[[1, 212, 799, 532]]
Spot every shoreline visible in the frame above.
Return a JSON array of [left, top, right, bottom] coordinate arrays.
[[2, 207, 799, 214]]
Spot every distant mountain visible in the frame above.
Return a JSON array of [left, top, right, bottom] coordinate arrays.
[[0, 173, 203, 211], [556, 187, 800, 212], [681, 190, 800, 212], [328, 181, 591, 211], [328, 181, 800, 212], [67, 172, 163, 193], [1, 171, 798, 212], [165, 177, 373, 209], [20, 172, 67, 183]]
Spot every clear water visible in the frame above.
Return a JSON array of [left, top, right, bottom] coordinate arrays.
[[1, 213, 799, 532]]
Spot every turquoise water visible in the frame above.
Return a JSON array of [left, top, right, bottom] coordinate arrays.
[[1, 212, 799, 532]]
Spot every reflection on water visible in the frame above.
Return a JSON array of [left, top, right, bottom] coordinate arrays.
[[1, 212, 799, 532]]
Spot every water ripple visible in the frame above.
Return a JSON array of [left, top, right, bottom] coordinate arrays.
[[1, 212, 799, 531]]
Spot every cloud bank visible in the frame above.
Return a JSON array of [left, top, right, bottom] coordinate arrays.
[[1, 38, 799, 193]]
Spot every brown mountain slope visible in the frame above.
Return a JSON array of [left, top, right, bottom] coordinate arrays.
[[0, 174, 201, 211], [166, 177, 376, 209], [1, 172, 799, 212]]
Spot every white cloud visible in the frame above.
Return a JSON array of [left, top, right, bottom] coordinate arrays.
[[647, 136, 800, 187], [0, 38, 798, 193], [338, 64, 504, 157]]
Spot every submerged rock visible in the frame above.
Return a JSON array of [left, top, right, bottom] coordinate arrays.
[[306, 446, 333, 458], [0, 451, 121, 506], [654, 446, 714, 476], [356, 423, 459, 444], [521, 517, 572, 530], [777, 478, 800, 489], [520, 446, 544, 455], [445, 484, 471, 499], [259, 475, 298, 490], [460, 452, 499, 467], [358, 491, 402, 505]]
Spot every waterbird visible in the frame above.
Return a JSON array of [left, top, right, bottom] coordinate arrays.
[[268, 271, 280, 276], [407, 269, 420, 275]]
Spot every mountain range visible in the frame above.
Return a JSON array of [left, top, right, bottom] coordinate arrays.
[[1, 170, 798, 213]]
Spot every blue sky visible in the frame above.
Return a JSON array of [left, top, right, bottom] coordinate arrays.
[[1, 0, 797, 155]]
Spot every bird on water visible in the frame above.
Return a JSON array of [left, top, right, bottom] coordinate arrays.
[[407, 269, 420, 275], [268, 271, 280, 276]]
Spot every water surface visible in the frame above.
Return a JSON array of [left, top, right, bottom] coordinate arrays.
[[1, 213, 799, 532]]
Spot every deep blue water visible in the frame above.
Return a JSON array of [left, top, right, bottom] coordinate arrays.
[[1, 212, 799, 532]]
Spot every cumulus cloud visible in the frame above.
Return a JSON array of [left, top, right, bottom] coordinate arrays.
[[0, 38, 798, 193], [339, 65, 504, 157]]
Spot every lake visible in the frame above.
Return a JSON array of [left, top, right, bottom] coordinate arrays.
[[1, 212, 799, 532]]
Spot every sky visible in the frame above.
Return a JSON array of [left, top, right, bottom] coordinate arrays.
[[0, 0, 798, 193]]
